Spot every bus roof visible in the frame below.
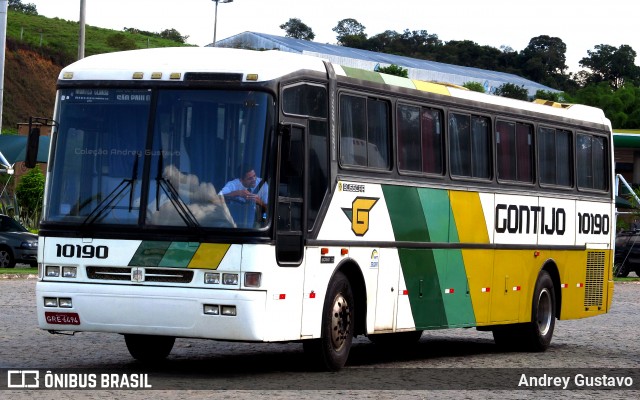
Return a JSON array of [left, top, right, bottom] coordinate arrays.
[[60, 47, 610, 129], [59, 47, 328, 83]]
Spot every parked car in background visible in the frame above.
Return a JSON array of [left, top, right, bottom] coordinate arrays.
[[0, 215, 38, 268], [614, 230, 640, 277]]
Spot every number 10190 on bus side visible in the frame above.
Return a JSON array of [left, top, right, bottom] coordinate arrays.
[[33, 47, 614, 371]]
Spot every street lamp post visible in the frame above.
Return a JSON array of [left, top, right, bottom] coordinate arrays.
[[78, 0, 86, 59], [212, 0, 233, 46]]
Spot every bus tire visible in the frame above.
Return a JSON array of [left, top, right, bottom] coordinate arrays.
[[492, 271, 556, 351], [124, 334, 175, 362], [522, 270, 556, 351], [303, 271, 354, 371]]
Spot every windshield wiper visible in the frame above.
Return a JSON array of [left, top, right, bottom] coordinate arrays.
[[154, 155, 200, 228], [82, 155, 139, 225]]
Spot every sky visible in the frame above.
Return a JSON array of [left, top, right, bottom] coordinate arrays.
[[22, 0, 639, 73]]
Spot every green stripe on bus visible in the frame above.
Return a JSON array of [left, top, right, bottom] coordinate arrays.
[[385, 186, 476, 328], [382, 185, 429, 242], [417, 188, 449, 242], [129, 241, 171, 266], [431, 191, 476, 327], [398, 248, 447, 328], [158, 242, 199, 268], [341, 66, 386, 84]]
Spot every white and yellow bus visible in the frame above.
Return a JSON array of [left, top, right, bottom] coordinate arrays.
[[34, 47, 614, 371]]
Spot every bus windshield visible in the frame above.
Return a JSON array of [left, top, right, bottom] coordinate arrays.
[[45, 88, 274, 230]]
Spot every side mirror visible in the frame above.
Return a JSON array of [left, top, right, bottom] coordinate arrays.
[[24, 127, 40, 169]]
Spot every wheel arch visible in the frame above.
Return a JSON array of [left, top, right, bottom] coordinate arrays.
[[333, 258, 367, 336], [540, 259, 562, 319]]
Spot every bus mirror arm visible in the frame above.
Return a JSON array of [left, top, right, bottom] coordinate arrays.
[[25, 116, 56, 169]]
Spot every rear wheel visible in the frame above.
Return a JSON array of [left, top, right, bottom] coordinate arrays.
[[493, 270, 556, 351], [124, 334, 175, 362], [303, 271, 354, 371]]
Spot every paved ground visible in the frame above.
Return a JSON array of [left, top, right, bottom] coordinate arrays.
[[1, 277, 639, 399]]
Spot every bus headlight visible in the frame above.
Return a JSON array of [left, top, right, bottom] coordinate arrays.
[[44, 297, 58, 307], [203, 304, 220, 315], [221, 305, 237, 316], [58, 298, 73, 308], [45, 266, 60, 277], [204, 272, 220, 284], [62, 266, 77, 278], [222, 273, 238, 285]]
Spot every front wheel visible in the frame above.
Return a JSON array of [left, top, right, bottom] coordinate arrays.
[[303, 271, 354, 371], [124, 334, 175, 362]]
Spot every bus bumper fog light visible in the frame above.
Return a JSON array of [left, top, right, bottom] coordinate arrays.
[[203, 304, 220, 315], [222, 273, 238, 285], [204, 272, 220, 284], [244, 272, 261, 288], [45, 266, 60, 277], [58, 298, 73, 308], [62, 266, 77, 278], [44, 297, 58, 307], [221, 305, 237, 316]]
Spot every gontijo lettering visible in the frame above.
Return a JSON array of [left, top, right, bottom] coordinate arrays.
[[495, 204, 567, 235]]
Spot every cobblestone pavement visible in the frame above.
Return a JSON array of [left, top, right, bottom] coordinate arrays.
[[1, 277, 639, 399]]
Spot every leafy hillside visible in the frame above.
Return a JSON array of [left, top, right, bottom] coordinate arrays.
[[2, 11, 192, 132]]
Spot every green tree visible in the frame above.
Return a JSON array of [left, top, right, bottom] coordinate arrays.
[[463, 81, 485, 93], [377, 64, 408, 78], [15, 168, 45, 224], [333, 18, 367, 47], [579, 44, 640, 89], [279, 18, 315, 41], [534, 90, 562, 102], [494, 83, 529, 101], [159, 28, 189, 44], [519, 35, 568, 88], [8, 0, 38, 15]]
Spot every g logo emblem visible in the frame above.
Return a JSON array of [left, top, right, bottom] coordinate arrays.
[[342, 197, 379, 236]]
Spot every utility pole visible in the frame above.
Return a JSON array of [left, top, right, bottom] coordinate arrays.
[[78, 0, 86, 59], [212, 0, 233, 46], [0, 0, 7, 134]]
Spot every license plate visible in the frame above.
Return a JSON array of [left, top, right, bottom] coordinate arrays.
[[45, 312, 81, 325]]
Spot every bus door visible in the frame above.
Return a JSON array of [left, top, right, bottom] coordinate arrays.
[[276, 124, 306, 265]]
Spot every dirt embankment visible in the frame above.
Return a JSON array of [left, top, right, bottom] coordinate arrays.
[[3, 39, 63, 131]]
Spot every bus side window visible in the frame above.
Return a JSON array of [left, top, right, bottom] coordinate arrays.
[[339, 94, 390, 170]]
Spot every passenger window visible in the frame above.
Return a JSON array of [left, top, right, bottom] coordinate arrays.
[[538, 127, 572, 187], [449, 112, 491, 179], [339, 94, 390, 169], [397, 104, 443, 175], [496, 120, 533, 183], [577, 133, 607, 190]]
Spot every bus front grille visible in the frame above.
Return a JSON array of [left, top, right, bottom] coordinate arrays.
[[86, 266, 194, 283], [584, 251, 605, 308]]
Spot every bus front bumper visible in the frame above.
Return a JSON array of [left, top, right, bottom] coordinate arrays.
[[36, 281, 268, 341]]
